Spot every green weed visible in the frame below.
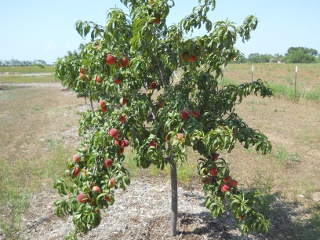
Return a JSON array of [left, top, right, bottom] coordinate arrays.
[[251, 169, 275, 194], [272, 146, 288, 165], [0, 190, 29, 239], [305, 86, 320, 100]]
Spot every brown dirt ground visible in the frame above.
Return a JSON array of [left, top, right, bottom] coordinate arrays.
[[0, 83, 319, 239]]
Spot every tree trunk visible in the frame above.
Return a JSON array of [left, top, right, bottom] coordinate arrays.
[[89, 91, 94, 113], [167, 157, 178, 237]]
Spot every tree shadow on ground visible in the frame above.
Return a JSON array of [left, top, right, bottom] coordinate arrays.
[[258, 192, 320, 240], [177, 191, 320, 240], [176, 211, 268, 240]]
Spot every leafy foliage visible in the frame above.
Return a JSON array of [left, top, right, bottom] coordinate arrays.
[[285, 47, 318, 63], [54, 0, 273, 239]]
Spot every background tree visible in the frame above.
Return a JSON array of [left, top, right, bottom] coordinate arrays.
[[54, 0, 273, 239], [232, 53, 247, 63], [0, 59, 47, 67], [33, 59, 47, 66], [247, 53, 274, 63], [271, 53, 284, 63], [284, 47, 318, 63], [247, 53, 262, 63]]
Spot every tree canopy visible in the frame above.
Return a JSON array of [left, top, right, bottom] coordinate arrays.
[[54, 1, 273, 239], [284, 47, 318, 63]]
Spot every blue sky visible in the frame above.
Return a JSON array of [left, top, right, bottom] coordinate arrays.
[[0, 0, 319, 64]]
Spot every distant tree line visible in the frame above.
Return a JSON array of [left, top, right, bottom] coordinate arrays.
[[235, 47, 319, 64], [0, 59, 48, 67], [0, 47, 318, 66]]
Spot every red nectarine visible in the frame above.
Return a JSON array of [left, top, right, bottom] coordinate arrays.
[[106, 54, 116, 65], [223, 176, 232, 183], [79, 73, 86, 80], [209, 167, 218, 177], [119, 97, 127, 106], [104, 158, 113, 168], [150, 81, 156, 89], [180, 110, 189, 120], [119, 114, 126, 123], [92, 186, 101, 194], [72, 167, 80, 177], [80, 68, 86, 74], [101, 106, 107, 113], [114, 77, 121, 85], [95, 75, 102, 83], [105, 195, 111, 202], [122, 57, 129, 67], [149, 140, 157, 148], [109, 178, 115, 188], [192, 110, 200, 118], [221, 184, 230, 193], [212, 153, 220, 161], [77, 193, 88, 203], [119, 147, 124, 154], [176, 133, 184, 141], [154, 14, 161, 24], [109, 128, 119, 139], [114, 139, 121, 146], [229, 179, 238, 188], [188, 55, 197, 63], [73, 154, 81, 163], [121, 139, 130, 147], [99, 100, 106, 108]]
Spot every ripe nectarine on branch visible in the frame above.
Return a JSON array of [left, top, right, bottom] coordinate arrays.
[[106, 54, 116, 65]]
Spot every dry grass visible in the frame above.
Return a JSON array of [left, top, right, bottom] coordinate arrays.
[[229, 96, 320, 197], [0, 65, 55, 83], [0, 75, 57, 83], [221, 63, 320, 101], [0, 84, 84, 237], [0, 65, 55, 73]]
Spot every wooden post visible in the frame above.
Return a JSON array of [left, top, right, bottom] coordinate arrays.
[[251, 65, 254, 82], [294, 65, 298, 102]]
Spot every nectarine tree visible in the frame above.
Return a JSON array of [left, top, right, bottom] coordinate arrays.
[[54, 0, 273, 239]]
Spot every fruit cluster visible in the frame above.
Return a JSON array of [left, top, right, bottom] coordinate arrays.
[[106, 53, 129, 68], [181, 52, 197, 63], [75, 53, 129, 86], [198, 153, 238, 195]]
